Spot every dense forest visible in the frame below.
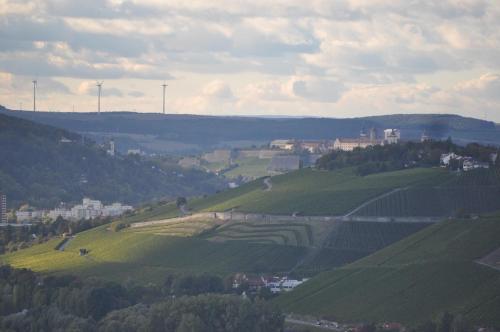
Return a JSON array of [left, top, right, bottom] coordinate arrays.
[[0, 113, 224, 208], [0, 266, 283, 332], [316, 140, 499, 175]]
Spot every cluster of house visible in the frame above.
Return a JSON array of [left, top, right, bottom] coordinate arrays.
[[178, 128, 403, 176], [270, 128, 402, 153], [440, 152, 494, 171], [232, 273, 308, 294], [15, 198, 133, 223]]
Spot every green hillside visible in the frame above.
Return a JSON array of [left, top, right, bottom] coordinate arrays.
[[0, 113, 222, 208], [354, 169, 500, 217], [275, 216, 500, 327], [185, 167, 449, 216], [1, 225, 307, 283]]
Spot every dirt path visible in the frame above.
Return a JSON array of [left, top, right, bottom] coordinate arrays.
[[475, 247, 500, 272], [56, 236, 75, 251], [179, 204, 190, 215], [343, 187, 409, 218], [263, 177, 272, 191]]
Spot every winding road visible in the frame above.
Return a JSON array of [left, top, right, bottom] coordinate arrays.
[[263, 177, 272, 191]]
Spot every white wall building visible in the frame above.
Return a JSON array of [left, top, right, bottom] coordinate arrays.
[[270, 140, 296, 151], [384, 129, 401, 144]]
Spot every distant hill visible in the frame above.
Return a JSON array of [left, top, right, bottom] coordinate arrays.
[[275, 215, 500, 327], [0, 113, 223, 208], [1, 106, 498, 154]]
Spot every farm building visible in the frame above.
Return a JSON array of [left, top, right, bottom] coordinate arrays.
[[267, 155, 301, 174]]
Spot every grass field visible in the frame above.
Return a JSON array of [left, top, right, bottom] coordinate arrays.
[[275, 217, 500, 327]]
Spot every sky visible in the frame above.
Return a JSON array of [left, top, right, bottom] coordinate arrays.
[[0, 0, 500, 121]]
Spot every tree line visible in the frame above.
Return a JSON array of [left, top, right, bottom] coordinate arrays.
[[316, 140, 499, 176], [0, 266, 283, 332]]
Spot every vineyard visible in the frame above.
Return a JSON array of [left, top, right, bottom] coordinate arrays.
[[354, 169, 500, 217], [275, 217, 500, 327], [186, 167, 446, 216], [324, 222, 431, 252]]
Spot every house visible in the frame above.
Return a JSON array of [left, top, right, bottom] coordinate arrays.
[[463, 159, 490, 172], [440, 152, 460, 166], [15, 210, 44, 222], [270, 139, 296, 151], [420, 131, 431, 142], [267, 155, 301, 174]]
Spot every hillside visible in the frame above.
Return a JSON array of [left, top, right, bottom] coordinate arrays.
[[1, 106, 498, 154], [186, 167, 448, 216], [0, 113, 223, 208], [275, 216, 500, 327], [1, 167, 448, 283], [353, 169, 500, 217]]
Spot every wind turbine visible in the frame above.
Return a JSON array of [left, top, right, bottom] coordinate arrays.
[[96, 81, 103, 114], [161, 82, 168, 114], [32, 79, 37, 112]]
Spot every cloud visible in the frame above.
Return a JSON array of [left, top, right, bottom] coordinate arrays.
[[201, 80, 234, 100], [128, 91, 145, 98], [77, 81, 123, 97], [291, 77, 346, 102], [0, 0, 500, 120], [454, 73, 500, 101]]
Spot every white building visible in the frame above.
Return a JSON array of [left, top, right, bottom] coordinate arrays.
[[48, 208, 73, 220], [384, 129, 401, 144], [270, 140, 296, 151], [16, 210, 44, 222], [333, 138, 383, 151], [102, 203, 133, 217], [107, 140, 115, 156], [440, 152, 460, 166]]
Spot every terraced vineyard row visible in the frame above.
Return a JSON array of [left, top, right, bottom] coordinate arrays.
[[206, 222, 316, 246], [129, 219, 220, 237]]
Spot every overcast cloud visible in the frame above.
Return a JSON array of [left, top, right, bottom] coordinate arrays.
[[0, 0, 499, 121]]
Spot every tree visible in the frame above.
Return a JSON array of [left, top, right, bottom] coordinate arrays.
[[176, 197, 187, 208]]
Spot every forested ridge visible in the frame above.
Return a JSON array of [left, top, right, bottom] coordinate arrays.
[[0, 113, 223, 208]]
